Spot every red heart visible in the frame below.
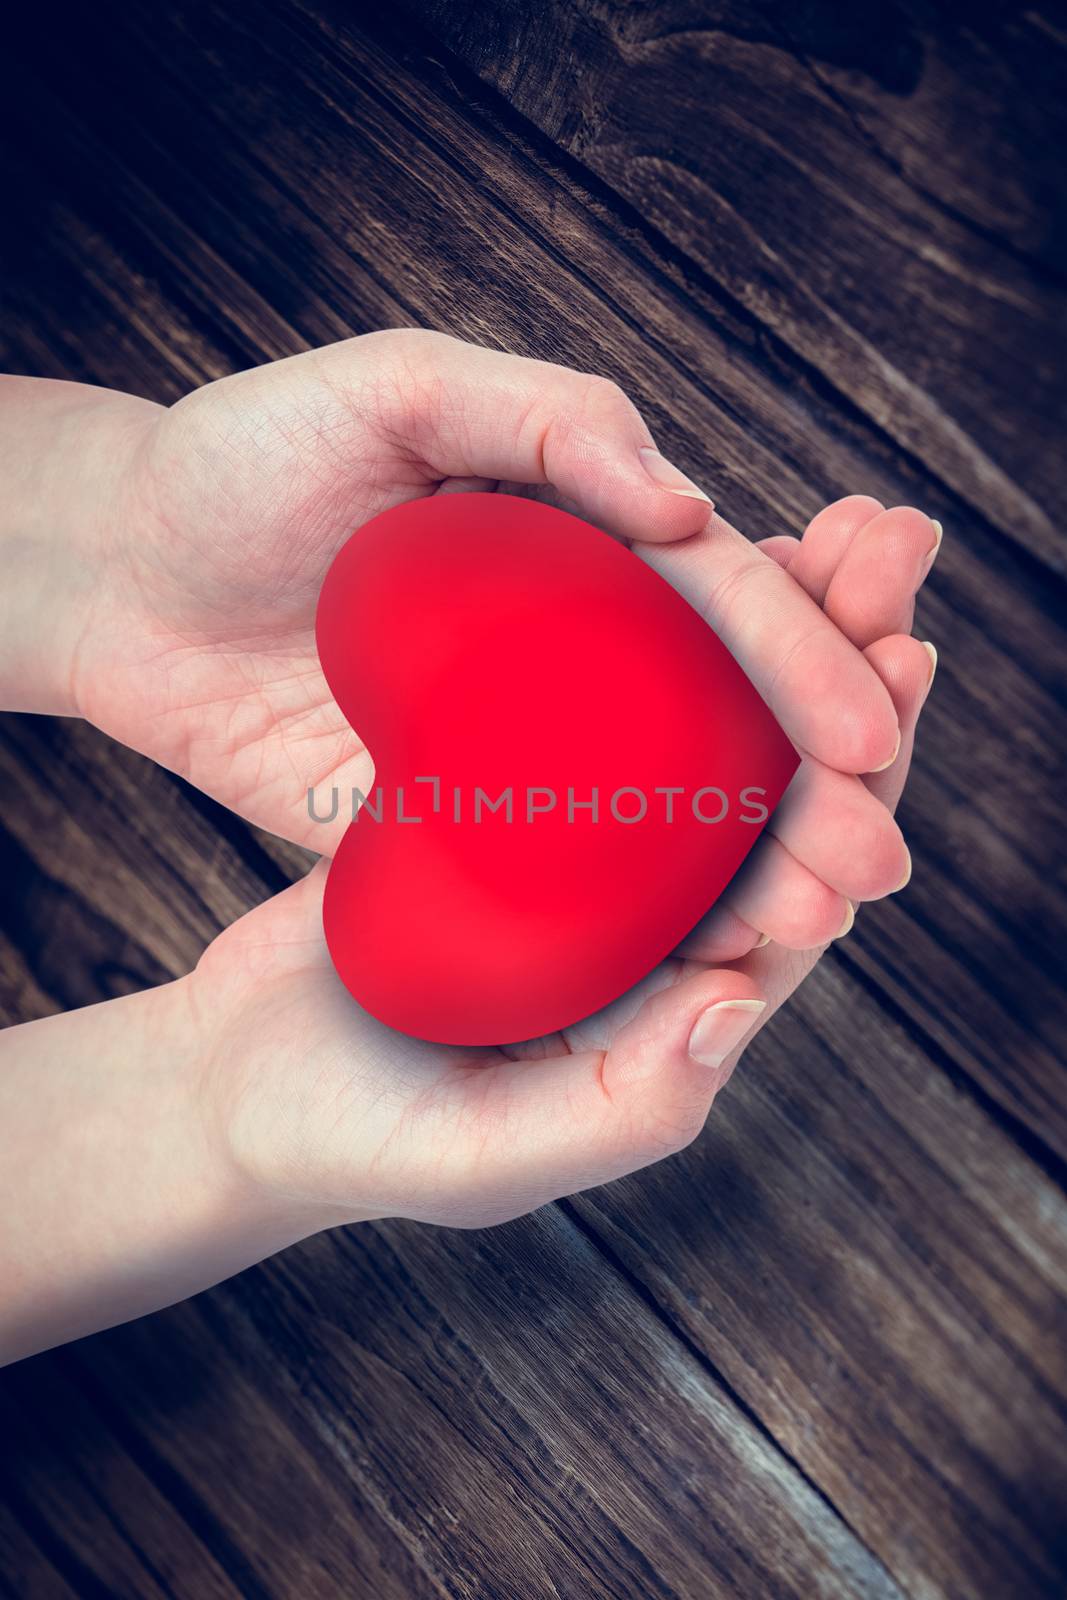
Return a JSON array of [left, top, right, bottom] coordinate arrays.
[[316, 494, 798, 1045]]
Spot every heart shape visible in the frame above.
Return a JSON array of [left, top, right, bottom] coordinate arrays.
[[317, 494, 798, 1045]]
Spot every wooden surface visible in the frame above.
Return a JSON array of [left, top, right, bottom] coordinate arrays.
[[1, 3, 1065, 1595]]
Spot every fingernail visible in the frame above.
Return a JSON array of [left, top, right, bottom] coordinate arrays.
[[894, 844, 913, 893], [922, 640, 938, 688], [638, 446, 712, 503], [834, 901, 855, 939], [921, 517, 943, 577], [870, 727, 902, 773], [754, 931, 771, 948], [688, 998, 766, 1068]]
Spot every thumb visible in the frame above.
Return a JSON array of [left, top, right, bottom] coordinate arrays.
[[317, 327, 715, 543], [427, 966, 766, 1227]]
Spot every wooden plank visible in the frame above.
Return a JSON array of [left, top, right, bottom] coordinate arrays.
[[572, 956, 1067, 1596], [0, 1365, 239, 1599], [0, 717, 288, 999], [36, 1212, 908, 1600], [48, 1334, 434, 1600], [404, 0, 1067, 572], [0, 1502, 80, 1600], [0, 932, 60, 1029], [1, 5, 1064, 1596]]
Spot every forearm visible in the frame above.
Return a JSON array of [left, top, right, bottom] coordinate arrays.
[[0, 376, 159, 715], [0, 976, 317, 1365]]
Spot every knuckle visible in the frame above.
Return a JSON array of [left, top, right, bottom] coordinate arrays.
[[835, 492, 885, 519], [574, 372, 637, 427], [698, 556, 772, 635], [783, 879, 846, 948], [536, 372, 643, 478], [854, 818, 908, 899]]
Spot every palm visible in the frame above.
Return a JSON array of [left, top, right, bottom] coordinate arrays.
[[78, 373, 385, 846], [196, 860, 810, 1228]]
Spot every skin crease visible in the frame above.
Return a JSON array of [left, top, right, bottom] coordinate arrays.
[[0, 335, 938, 1360]]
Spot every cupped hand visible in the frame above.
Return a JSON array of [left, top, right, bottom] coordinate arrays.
[[65, 329, 937, 945], [184, 505, 934, 1231]]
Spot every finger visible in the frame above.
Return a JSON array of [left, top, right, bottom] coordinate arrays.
[[756, 636, 933, 941], [710, 937, 824, 1018], [641, 513, 900, 773], [690, 641, 933, 1000], [690, 638, 929, 955], [440, 966, 767, 1221], [824, 507, 941, 649], [755, 534, 801, 570], [787, 495, 885, 603], [324, 329, 715, 543], [721, 833, 852, 949], [768, 757, 910, 902], [675, 904, 765, 963], [863, 634, 937, 814]]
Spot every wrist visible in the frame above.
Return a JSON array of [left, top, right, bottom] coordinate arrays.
[[171, 972, 354, 1250], [182, 924, 388, 1234], [181, 959, 373, 1238], [0, 376, 161, 717], [0, 971, 335, 1365]]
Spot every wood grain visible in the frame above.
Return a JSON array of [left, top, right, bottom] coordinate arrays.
[[413, 0, 1067, 571], [1, 2, 1064, 1596]]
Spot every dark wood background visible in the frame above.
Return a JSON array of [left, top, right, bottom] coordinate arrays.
[[1, 3, 1064, 1596]]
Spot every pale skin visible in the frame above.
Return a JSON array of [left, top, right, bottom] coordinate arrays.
[[0, 331, 938, 1364]]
